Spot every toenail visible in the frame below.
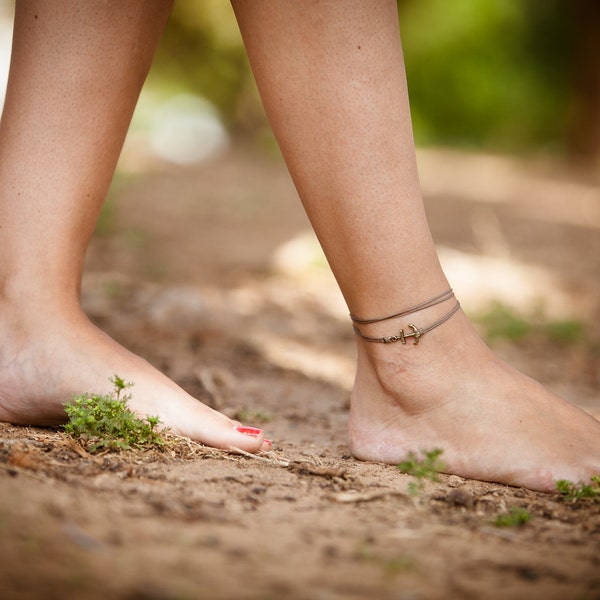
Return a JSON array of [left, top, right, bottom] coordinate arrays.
[[235, 426, 263, 437]]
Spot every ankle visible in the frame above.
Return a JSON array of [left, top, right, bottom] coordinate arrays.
[[354, 294, 469, 367], [351, 288, 459, 343], [353, 306, 491, 414], [0, 275, 81, 323]]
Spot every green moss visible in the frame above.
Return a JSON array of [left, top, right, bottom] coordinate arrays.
[[556, 476, 600, 503], [494, 507, 532, 527], [64, 376, 166, 453], [398, 448, 445, 495]]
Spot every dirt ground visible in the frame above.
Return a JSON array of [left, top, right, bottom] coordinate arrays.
[[1, 143, 600, 600]]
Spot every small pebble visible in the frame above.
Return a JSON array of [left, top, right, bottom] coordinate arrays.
[[447, 475, 466, 488], [447, 488, 474, 508]]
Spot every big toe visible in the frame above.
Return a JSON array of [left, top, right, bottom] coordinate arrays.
[[220, 425, 268, 453]]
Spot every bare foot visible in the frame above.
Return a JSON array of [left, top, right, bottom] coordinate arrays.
[[349, 305, 600, 492], [0, 304, 269, 453]]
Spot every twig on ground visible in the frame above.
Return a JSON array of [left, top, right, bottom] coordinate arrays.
[[329, 490, 406, 504], [228, 446, 290, 467]]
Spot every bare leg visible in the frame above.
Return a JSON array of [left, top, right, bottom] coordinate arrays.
[[232, 0, 600, 490], [0, 1, 268, 452]]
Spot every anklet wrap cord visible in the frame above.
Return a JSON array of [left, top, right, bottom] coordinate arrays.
[[350, 289, 460, 345]]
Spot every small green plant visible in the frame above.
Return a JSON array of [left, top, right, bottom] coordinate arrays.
[[477, 302, 532, 342], [397, 448, 445, 495], [556, 476, 600, 503], [64, 375, 165, 453], [544, 319, 584, 344], [476, 301, 586, 346], [234, 408, 272, 424], [493, 507, 531, 527], [356, 540, 415, 577]]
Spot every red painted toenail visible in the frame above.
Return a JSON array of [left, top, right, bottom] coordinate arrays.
[[235, 426, 263, 437]]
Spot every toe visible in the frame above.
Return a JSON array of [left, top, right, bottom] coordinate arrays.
[[218, 424, 267, 453]]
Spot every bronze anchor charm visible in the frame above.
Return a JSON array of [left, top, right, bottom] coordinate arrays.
[[382, 323, 422, 345]]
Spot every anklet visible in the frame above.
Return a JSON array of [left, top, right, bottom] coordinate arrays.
[[350, 288, 454, 324], [352, 299, 461, 345]]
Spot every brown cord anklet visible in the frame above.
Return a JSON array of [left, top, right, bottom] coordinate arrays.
[[350, 288, 454, 324], [352, 298, 461, 345]]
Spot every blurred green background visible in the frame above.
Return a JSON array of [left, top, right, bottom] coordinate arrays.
[[146, 0, 599, 162], [0, 0, 598, 162]]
